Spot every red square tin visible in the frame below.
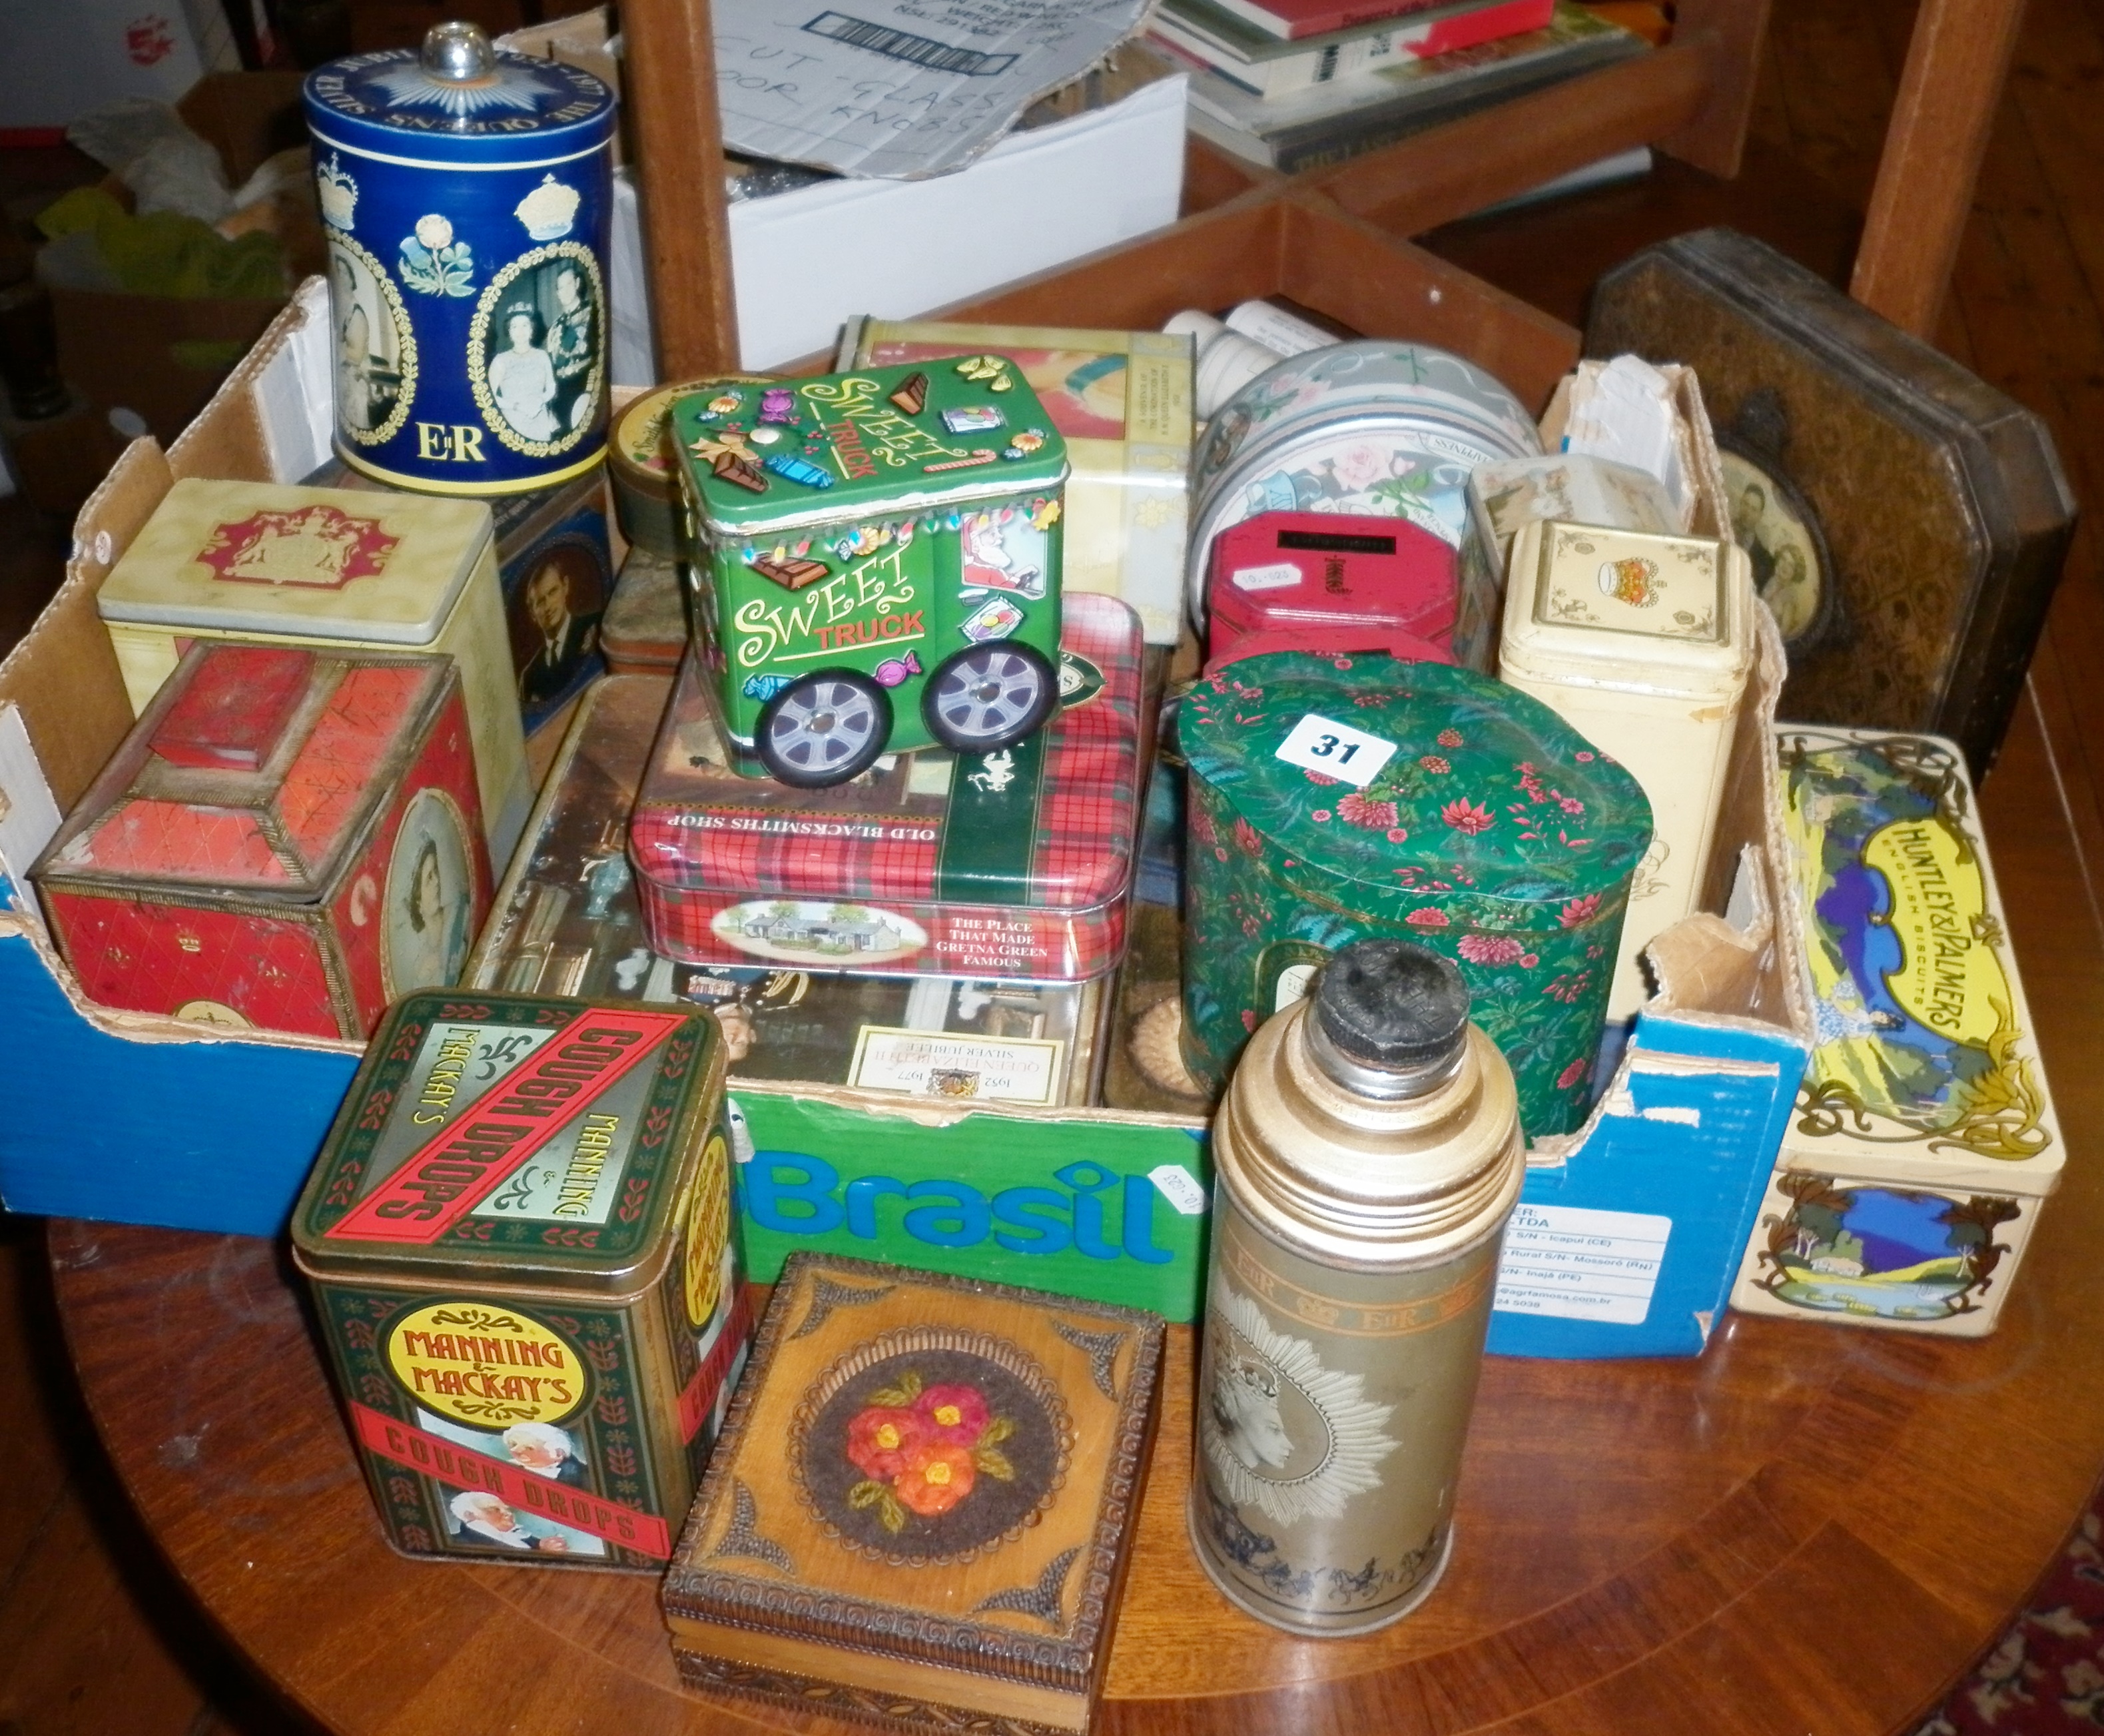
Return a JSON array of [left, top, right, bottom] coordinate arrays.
[[33, 639, 492, 1039], [629, 592, 1144, 983], [1204, 510, 1461, 662]]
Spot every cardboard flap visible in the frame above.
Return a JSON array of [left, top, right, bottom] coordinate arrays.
[[1644, 899, 1764, 1019], [0, 438, 169, 813]]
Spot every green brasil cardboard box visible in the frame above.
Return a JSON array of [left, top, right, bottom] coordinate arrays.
[[727, 1087, 1210, 1320], [672, 358, 1070, 777]]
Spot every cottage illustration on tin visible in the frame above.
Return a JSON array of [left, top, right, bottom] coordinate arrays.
[[713, 899, 927, 965], [1756, 1174, 2021, 1322]]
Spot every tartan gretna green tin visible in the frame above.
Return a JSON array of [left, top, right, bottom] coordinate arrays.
[[1179, 653, 1654, 1136], [290, 990, 751, 1570], [672, 358, 1069, 785]]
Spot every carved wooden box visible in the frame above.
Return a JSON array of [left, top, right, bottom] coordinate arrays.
[[662, 1253, 1164, 1735]]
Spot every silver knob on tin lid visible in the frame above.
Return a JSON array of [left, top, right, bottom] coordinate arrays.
[[422, 21, 496, 81], [1307, 939, 1471, 1098]]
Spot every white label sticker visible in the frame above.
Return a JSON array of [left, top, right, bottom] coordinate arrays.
[[848, 1027, 1062, 1106], [1148, 1164, 1208, 1216], [1272, 712, 1398, 787], [1273, 962, 1318, 1011], [1231, 561, 1303, 593], [1493, 1203, 1670, 1326]]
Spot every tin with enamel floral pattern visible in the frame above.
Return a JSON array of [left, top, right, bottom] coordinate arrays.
[[305, 21, 615, 496], [1178, 651, 1654, 1137], [291, 989, 751, 1569]]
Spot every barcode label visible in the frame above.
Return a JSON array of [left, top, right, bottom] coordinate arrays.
[[801, 11, 1018, 75]]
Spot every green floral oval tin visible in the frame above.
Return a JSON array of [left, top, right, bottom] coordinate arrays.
[[1180, 652, 1653, 1136]]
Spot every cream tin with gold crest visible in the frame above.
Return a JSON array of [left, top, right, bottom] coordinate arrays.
[[1728, 725, 2061, 1337], [96, 477, 530, 863], [1499, 518, 1755, 1019]]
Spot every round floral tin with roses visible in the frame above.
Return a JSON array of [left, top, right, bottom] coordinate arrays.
[[1179, 651, 1653, 1136], [1186, 341, 1543, 636], [305, 22, 615, 495]]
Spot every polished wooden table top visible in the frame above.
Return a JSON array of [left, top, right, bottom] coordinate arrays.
[[45, 669, 2104, 1736]]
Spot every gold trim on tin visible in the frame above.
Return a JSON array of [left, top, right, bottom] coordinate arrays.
[[468, 240, 606, 460], [327, 228, 420, 447], [336, 446, 607, 496], [1224, 1236, 1495, 1338]]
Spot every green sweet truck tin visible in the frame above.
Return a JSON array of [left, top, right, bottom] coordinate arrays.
[[290, 990, 751, 1570], [1180, 652, 1654, 1137], [671, 358, 1069, 785]]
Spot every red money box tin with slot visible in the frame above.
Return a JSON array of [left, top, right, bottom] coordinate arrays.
[[1204, 510, 1461, 663]]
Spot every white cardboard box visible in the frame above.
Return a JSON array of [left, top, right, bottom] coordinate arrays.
[[603, 75, 1188, 376], [0, 0, 236, 133]]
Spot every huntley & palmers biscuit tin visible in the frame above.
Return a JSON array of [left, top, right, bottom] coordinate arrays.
[[673, 356, 1070, 785], [33, 641, 491, 1039], [306, 23, 615, 494], [1499, 518, 1756, 1019], [631, 592, 1145, 984], [95, 476, 531, 863], [291, 989, 749, 1567], [1178, 651, 1653, 1136], [663, 1253, 1162, 1736], [1728, 726, 2062, 1336]]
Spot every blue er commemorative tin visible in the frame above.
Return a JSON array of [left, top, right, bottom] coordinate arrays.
[[306, 23, 616, 496]]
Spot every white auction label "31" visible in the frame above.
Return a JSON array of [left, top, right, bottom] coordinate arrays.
[[1272, 712, 1399, 787]]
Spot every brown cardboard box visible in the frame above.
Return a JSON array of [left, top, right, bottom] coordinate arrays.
[[51, 72, 308, 444]]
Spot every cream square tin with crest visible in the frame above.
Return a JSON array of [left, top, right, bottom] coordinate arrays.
[[97, 478, 529, 863], [1499, 518, 1756, 1019]]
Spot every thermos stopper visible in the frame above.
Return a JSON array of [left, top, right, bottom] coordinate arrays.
[[1309, 938, 1470, 1096]]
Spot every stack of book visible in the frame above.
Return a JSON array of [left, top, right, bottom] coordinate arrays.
[[1152, 0, 1650, 173]]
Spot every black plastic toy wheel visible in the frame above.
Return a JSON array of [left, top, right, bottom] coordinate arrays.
[[756, 670, 892, 787], [921, 642, 1057, 755]]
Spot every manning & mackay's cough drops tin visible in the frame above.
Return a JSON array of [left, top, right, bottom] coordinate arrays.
[[292, 989, 751, 1569], [1179, 651, 1654, 1138]]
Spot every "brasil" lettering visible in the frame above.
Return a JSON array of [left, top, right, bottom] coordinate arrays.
[[739, 1154, 1174, 1264]]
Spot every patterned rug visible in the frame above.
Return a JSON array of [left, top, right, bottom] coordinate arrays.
[[1916, 1507, 2104, 1732]]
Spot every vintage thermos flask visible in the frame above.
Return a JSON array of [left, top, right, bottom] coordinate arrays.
[[1190, 938, 1524, 1633], [305, 21, 615, 494]]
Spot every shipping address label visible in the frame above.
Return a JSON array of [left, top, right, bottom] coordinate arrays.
[[1493, 1203, 1670, 1326]]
